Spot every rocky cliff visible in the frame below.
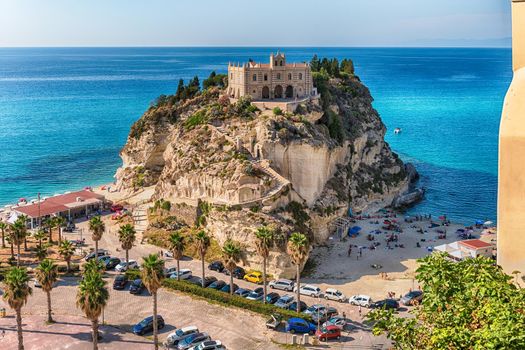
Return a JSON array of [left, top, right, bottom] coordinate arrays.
[[115, 71, 418, 278]]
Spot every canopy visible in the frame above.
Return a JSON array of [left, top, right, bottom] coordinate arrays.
[[348, 226, 362, 235], [475, 220, 484, 225]]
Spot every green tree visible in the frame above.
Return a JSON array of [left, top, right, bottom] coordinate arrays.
[[54, 216, 66, 244], [193, 230, 211, 288], [43, 217, 55, 245], [76, 270, 109, 350], [255, 225, 274, 303], [340, 58, 354, 75], [58, 240, 75, 272], [0, 220, 7, 248], [221, 239, 242, 295], [35, 259, 59, 323], [167, 231, 186, 281], [35, 244, 48, 261], [367, 253, 525, 349], [10, 217, 28, 267], [174, 78, 185, 101], [34, 229, 46, 248], [118, 224, 136, 266], [3, 267, 32, 350], [310, 54, 321, 72], [88, 216, 105, 258], [141, 254, 165, 350], [287, 232, 309, 311]]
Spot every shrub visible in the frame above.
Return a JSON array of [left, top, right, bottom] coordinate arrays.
[[163, 279, 311, 321], [272, 107, 283, 116], [184, 110, 207, 130]]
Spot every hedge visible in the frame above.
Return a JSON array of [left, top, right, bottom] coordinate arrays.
[[162, 279, 311, 321]]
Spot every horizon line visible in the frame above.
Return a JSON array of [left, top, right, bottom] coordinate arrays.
[[0, 45, 512, 49]]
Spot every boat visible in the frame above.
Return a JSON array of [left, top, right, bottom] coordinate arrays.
[[394, 128, 402, 134]]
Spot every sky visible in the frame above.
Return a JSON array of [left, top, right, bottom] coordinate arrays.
[[0, 0, 512, 47]]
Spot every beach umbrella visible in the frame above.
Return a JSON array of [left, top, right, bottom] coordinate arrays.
[[19, 198, 26, 202], [349, 226, 362, 235], [484, 221, 493, 226], [439, 215, 446, 221], [475, 220, 484, 225]]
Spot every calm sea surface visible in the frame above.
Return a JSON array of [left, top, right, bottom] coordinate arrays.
[[0, 47, 511, 224]]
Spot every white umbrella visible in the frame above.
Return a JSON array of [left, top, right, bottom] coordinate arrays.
[[484, 221, 493, 226]]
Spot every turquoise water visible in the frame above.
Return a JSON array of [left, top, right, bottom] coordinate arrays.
[[0, 48, 511, 224]]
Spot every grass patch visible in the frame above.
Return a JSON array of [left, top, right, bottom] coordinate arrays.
[[162, 279, 311, 322]]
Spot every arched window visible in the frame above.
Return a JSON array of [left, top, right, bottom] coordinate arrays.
[[280, 61, 283, 66], [288, 73, 292, 80], [264, 74, 268, 81], [299, 73, 303, 80], [277, 73, 281, 80], [253, 74, 257, 81]]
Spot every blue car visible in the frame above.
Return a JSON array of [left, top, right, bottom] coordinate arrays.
[[220, 283, 239, 293], [285, 317, 317, 334], [132, 315, 165, 335], [234, 288, 252, 298]]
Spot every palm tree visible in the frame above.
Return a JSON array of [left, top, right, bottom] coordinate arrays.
[[43, 217, 55, 245], [35, 259, 59, 323], [88, 216, 105, 258], [141, 254, 165, 350], [76, 270, 109, 350], [83, 259, 105, 274], [54, 216, 66, 244], [0, 221, 7, 248], [255, 225, 274, 303], [58, 240, 75, 272], [193, 230, 210, 288], [167, 231, 186, 281], [34, 229, 46, 248], [118, 224, 136, 266], [3, 267, 32, 350], [222, 239, 242, 295], [10, 218, 28, 267], [287, 232, 309, 312]]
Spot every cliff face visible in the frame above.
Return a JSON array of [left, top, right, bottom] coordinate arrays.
[[115, 75, 416, 278]]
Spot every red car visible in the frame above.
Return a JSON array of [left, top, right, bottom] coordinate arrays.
[[315, 325, 341, 341], [110, 204, 124, 212]]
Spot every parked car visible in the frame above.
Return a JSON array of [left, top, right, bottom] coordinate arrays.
[[322, 316, 347, 330], [265, 292, 280, 304], [170, 269, 192, 280], [190, 276, 218, 288], [234, 288, 252, 298], [129, 279, 144, 294], [165, 326, 199, 347], [97, 255, 112, 264], [275, 295, 295, 309], [207, 280, 226, 290], [311, 306, 338, 323], [177, 332, 210, 350], [266, 314, 283, 330], [285, 317, 316, 335], [188, 340, 224, 350], [245, 287, 264, 301], [164, 267, 178, 277], [304, 304, 326, 316], [294, 284, 322, 297], [370, 299, 399, 310], [400, 290, 423, 306], [85, 250, 109, 261], [105, 257, 121, 270], [110, 204, 124, 212], [63, 222, 76, 232], [288, 301, 308, 312], [224, 266, 246, 279], [115, 260, 138, 272], [208, 261, 224, 272], [348, 295, 372, 307], [269, 279, 294, 291], [324, 288, 347, 302], [220, 283, 239, 293], [113, 275, 128, 290], [132, 315, 165, 335], [315, 325, 341, 341], [243, 271, 263, 284]]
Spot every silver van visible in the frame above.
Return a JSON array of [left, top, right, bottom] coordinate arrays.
[[268, 279, 294, 291]]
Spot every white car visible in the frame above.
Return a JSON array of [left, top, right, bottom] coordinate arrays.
[[293, 284, 322, 297], [322, 316, 347, 330], [164, 267, 178, 277], [348, 294, 372, 307], [268, 279, 294, 291], [115, 260, 138, 272], [188, 340, 225, 350], [165, 326, 199, 346], [170, 269, 192, 280], [324, 288, 347, 302], [304, 304, 326, 316]]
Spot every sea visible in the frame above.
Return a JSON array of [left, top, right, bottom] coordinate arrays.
[[0, 47, 511, 225]]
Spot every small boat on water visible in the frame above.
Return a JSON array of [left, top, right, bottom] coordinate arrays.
[[394, 128, 402, 134]]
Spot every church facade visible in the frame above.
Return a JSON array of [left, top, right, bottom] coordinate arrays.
[[227, 52, 314, 101]]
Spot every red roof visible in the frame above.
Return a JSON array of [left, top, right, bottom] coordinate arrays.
[[459, 239, 493, 250], [14, 190, 104, 218]]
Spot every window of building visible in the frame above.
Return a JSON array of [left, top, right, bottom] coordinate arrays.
[[280, 61, 283, 66], [253, 74, 257, 81], [230, 73, 233, 79], [277, 73, 281, 80], [299, 73, 303, 80], [264, 74, 268, 81], [288, 73, 292, 80], [253, 89, 256, 93]]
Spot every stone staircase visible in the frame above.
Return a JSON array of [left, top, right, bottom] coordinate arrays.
[[132, 203, 150, 243]]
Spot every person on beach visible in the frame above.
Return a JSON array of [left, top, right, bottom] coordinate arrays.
[[358, 305, 362, 317], [348, 245, 352, 257]]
